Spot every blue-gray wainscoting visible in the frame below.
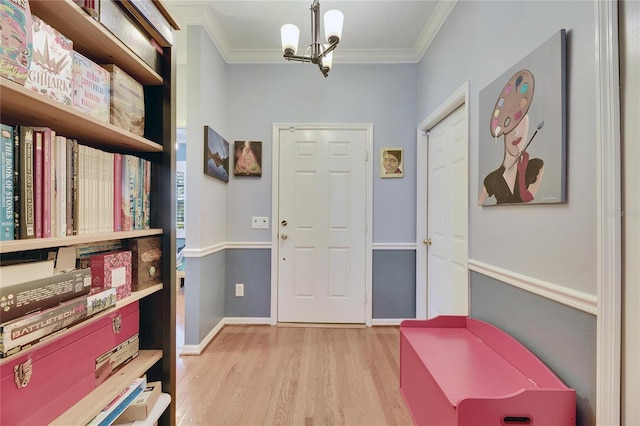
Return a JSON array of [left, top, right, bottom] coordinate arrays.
[[372, 250, 416, 319], [185, 252, 225, 345], [225, 248, 272, 318]]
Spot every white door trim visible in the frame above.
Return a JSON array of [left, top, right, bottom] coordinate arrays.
[[621, 0, 640, 422], [270, 123, 374, 326], [416, 82, 469, 319], [595, 1, 622, 424]]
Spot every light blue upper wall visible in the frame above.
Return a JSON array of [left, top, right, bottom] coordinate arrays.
[[225, 64, 418, 244], [185, 25, 230, 249], [182, 25, 229, 342], [418, 1, 598, 296]]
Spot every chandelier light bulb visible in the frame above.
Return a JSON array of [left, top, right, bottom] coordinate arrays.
[[281, 24, 300, 56], [321, 44, 333, 70], [324, 9, 343, 44]]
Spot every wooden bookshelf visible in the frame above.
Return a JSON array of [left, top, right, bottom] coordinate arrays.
[[0, 0, 177, 424]]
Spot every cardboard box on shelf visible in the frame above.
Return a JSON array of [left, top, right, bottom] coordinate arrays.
[[114, 380, 161, 423]]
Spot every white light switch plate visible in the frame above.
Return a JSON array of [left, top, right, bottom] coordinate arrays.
[[251, 216, 269, 229]]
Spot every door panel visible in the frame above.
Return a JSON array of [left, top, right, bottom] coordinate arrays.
[[427, 106, 469, 317], [278, 128, 367, 323]]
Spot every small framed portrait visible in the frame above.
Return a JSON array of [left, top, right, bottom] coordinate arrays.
[[204, 125, 229, 182], [233, 141, 262, 177], [380, 148, 403, 178]]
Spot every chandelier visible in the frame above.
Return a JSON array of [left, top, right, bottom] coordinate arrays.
[[280, 0, 344, 77]]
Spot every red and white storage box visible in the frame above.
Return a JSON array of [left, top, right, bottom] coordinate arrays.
[[0, 301, 139, 425], [91, 250, 132, 300], [400, 316, 576, 426]]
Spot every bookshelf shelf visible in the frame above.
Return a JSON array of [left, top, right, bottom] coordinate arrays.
[[0, 229, 163, 254], [50, 350, 163, 426], [29, 0, 163, 87], [0, 80, 163, 153]]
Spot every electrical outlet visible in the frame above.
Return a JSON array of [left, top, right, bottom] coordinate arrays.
[[235, 283, 244, 297]]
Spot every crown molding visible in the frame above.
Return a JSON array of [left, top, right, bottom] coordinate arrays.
[[169, 4, 232, 63], [168, 1, 456, 64], [414, 0, 457, 61]]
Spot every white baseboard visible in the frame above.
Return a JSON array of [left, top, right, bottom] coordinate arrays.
[[180, 345, 201, 356], [224, 317, 272, 325], [179, 318, 226, 356], [179, 317, 274, 356], [372, 318, 412, 326]]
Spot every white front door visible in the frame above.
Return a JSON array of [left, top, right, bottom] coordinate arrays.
[[426, 105, 469, 318], [277, 127, 367, 323]]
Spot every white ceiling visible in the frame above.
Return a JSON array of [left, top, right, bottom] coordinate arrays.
[[165, 0, 456, 64]]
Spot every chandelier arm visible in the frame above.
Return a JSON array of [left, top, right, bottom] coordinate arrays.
[[284, 55, 314, 63], [317, 40, 338, 59]]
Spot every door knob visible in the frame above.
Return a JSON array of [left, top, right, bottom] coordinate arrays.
[[281, 233, 288, 240], [423, 238, 432, 246]]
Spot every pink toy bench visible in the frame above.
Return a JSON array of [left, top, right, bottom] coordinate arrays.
[[400, 316, 576, 425]]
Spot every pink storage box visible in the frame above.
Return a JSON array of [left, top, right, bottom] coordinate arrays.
[[91, 250, 132, 300], [0, 301, 139, 425], [400, 316, 576, 426]]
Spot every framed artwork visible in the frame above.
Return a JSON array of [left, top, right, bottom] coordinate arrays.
[[380, 148, 403, 178], [203, 125, 229, 182], [478, 29, 567, 206], [233, 141, 262, 177]]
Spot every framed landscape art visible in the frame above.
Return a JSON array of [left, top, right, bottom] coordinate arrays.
[[204, 125, 229, 182]]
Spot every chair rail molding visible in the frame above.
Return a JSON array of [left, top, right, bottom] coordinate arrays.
[[468, 259, 597, 315]]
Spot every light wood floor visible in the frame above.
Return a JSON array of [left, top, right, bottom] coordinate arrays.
[[175, 290, 413, 426]]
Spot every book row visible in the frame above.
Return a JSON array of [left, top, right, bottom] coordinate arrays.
[[0, 3, 145, 135], [0, 123, 152, 241]]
